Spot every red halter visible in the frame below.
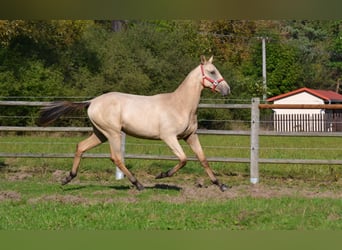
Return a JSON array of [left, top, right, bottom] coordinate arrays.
[[200, 64, 225, 92]]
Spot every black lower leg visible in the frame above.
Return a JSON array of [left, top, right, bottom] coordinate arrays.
[[61, 171, 77, 185]]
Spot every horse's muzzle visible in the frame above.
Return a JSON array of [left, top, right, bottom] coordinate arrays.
[[217, 81, 230, 96]]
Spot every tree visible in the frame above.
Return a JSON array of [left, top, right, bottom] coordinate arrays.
[[328, 21, 342, 91], [280, 20, 336, 90]]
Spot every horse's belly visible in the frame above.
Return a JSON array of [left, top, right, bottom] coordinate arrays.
[[121, 117, 161, 140], [122, 126, 160, 140]]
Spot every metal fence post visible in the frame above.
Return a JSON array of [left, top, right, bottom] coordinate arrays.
[[250, 98, 260, 184], [115, 132, 125, 180]]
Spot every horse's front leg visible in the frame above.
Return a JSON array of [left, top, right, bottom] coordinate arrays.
[[108, 134, 144, 191], [185, 133, 228, 192]]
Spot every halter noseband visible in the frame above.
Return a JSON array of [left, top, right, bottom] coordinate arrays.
[[200, 64, 225, 92]]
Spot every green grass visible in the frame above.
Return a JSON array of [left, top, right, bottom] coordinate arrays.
[[1, 198, 341, 230], [1, 134, 342, 230], [0, 179, 341, 230]]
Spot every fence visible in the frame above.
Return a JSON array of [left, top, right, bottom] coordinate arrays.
[[0, 100, 253, 181], [272, 113, 342, 132], [1, 99, 342, 184]]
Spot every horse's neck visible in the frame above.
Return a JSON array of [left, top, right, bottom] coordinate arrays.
[[172, 67, 202, 112]]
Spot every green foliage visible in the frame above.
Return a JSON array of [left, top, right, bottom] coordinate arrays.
[[265, 42, 303, 96], [0, 20, 341, 126], [328, 21, 342, 85], [52, 21, 205, 97]]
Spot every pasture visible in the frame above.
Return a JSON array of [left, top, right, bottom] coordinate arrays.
[[0, 134, 342, 230]]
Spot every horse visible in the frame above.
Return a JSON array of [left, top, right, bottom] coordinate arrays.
[[39, 55, 231, 192]]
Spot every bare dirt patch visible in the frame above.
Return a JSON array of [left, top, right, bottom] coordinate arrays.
[[51, 170, 68, 182], [137, 181, 342, 203], [4, 181, 341, 206], [28, 194, 92, 205], [0, 191, 21, 202], [2, 165, 342, 205], [7, 172, 33, 181]]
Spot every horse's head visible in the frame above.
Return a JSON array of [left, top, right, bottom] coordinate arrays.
[[199, 55, 230, 96]]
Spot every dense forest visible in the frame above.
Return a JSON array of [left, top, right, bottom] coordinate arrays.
[[0, 20, 341, 127]]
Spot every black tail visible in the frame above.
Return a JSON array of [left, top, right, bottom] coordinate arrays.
[[38, 101, 90, 126]]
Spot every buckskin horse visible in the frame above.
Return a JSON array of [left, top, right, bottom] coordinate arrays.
[[39, 56, 230, 191]]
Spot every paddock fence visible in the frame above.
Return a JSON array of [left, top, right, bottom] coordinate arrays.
[[1, 98, 342, 184]]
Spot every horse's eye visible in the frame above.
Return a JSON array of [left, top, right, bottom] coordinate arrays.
[[210, 71, 216, 75]]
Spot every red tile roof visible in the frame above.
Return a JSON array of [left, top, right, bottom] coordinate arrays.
[[267, 87, 342, 102]]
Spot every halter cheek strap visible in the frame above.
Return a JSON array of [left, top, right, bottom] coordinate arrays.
[[200, 64, 225, 92]]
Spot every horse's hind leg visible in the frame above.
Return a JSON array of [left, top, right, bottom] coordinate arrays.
[[62, 131, 106, 185], [156, 136, 187, 179], [185, 133, 228, 192], [107, 134, 144, 190]]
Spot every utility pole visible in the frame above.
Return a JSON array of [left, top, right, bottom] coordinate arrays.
[[336, 78, 341, 93], [261, 37, 267, 101]]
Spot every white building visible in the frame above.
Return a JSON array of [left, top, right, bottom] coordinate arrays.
[[267, 87, 342, 132]]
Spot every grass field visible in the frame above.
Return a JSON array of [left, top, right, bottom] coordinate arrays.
[[1, 133, 342, 230]]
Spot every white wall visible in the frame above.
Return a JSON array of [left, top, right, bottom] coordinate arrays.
[[273, 92, 325, 115]]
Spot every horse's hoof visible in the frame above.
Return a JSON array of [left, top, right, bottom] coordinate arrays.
[[132, 180, 144, 191], [61, 171, 76, 185], [135, 182, 145, 191], [155, 172, 168, 179], [61, 176, 71, 185], [219, 184, 229, 192]]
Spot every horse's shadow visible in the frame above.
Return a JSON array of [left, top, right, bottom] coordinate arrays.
[[148, 183, 182, 191], [61, 184, 130, 192], [0, 161, 8, 168], [61, 183, 182, 192]]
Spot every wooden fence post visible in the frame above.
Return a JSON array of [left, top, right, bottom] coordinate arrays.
[[115, 132, 125, 180], [250, 98, 260, 184]]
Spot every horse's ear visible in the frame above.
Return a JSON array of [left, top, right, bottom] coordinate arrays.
[[200, 55, 207, 64], [208, 56, 213, 63]]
